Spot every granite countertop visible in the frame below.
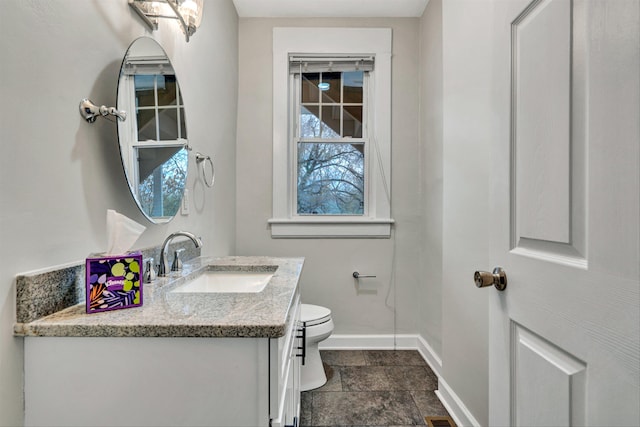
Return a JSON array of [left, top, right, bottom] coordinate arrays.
[[14, 256, 304, 338]]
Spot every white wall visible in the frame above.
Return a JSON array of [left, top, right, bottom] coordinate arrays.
[[0, 1, 238, 425], [440, 1, 493, 425], [235, 18, 425, 338], [418, 0, 444, 359]]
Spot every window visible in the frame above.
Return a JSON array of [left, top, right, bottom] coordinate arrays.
[[270, 28, 393, 238], [118, 55, 188, 221], [295, 67, 368, 215], [132, 73, 188, 218]]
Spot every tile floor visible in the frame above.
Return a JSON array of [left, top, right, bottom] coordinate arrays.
[[300, 350, 451, 426]]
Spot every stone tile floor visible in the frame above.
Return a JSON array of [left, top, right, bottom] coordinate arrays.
[[300, 350, 451, 426]]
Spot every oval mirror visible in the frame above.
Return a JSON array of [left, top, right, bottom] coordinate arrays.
[[117, 37, 188, 224]]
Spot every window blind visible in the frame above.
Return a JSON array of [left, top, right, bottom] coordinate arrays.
[[122, 55, 174, 75], [289, 55, 374, 74]]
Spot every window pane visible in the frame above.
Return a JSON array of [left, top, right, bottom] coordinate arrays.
[[134, 75, 156, 107], [321, 106, 341, 138], [157, 75, 177, 106], [158, 108, 178, 140], [180, 108, 187, 139], [300, 106, 321, 138], [301, 73, 320, 103], [343, 71, 363, 103], [343, 106, 363, 138], [137, 109, 156, 140], [138, 147, 187, 218], [321, 72, 341, 104], [297, 142, 364, 215]]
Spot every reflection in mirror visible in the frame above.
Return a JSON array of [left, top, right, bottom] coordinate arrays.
[[117, 37, 188, 224]]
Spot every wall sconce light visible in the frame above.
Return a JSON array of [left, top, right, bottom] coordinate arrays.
[[129, 0, 203, 42]]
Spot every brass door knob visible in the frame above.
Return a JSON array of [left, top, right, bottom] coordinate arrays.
[[474, 267, 507, 291]]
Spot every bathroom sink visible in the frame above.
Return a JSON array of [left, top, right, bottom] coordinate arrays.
[[171, 269, 274, 293]]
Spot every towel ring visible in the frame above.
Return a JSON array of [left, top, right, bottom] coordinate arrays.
[[195, 152, 215, 188]]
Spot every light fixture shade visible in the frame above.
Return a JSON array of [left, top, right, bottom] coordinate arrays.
[[179, 0, 203, 30], [129, 0, 204, 42]]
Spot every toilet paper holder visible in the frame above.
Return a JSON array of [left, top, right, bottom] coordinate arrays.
[[352, 271, 376, 279]]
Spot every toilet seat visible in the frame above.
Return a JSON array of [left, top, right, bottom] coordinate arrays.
[[301, 304, 331, 327]]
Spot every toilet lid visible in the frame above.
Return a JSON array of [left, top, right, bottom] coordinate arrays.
[[301, 304, 332, 326]]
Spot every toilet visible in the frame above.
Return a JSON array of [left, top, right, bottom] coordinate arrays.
[[300, 304, 334, 391]]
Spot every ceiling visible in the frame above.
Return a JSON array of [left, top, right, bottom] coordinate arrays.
[[232, 0, 429, 18]]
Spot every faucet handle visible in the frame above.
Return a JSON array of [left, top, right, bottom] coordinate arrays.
[[144, 258, 157, 283], [171, 248, 186, 272]]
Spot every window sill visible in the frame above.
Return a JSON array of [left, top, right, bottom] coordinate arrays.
[[268, 218, 394, 238]]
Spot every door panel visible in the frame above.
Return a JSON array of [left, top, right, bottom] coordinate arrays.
[[513, 0, 572, 245], [513, 323, 587, 427], [511, 0, 588, 266], [489, 0, 640, 426]]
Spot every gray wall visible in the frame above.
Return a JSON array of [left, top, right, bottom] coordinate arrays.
[[441, 1, 493, 424], [236, 17, 427, 338], [0, 1, 239, 425], [419, 0, 444, 360], [419, 2, 491, 423]]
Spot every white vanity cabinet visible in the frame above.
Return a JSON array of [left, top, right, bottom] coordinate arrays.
[[23, 292, 302, 427], [270, 293, 303, 427]]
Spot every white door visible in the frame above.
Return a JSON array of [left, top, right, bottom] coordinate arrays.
[[486, 0, 639, 426]]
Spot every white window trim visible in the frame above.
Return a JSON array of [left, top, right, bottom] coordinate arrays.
[[270, 27, 393, 238]]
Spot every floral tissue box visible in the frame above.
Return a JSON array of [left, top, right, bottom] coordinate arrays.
[[86, 253, 143, 313]]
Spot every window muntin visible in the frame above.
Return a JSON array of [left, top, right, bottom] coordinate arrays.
[[299, 71, 364, 138], [134, 74, 186, 142], [295, 70, 367, 215]]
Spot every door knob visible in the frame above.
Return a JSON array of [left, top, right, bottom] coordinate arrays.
[[474, 267, 507, 291]]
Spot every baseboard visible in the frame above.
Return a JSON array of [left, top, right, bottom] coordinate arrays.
[[436, 377, 482, 427], [320, 333, 418, 350], [319, 334, 477, 427], [415, 334, 443, 379]]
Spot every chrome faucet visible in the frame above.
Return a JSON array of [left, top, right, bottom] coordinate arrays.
[[158, 231, 203, 277]]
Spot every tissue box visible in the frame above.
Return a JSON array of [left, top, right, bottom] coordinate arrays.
[[86, 252, 143, 314]]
